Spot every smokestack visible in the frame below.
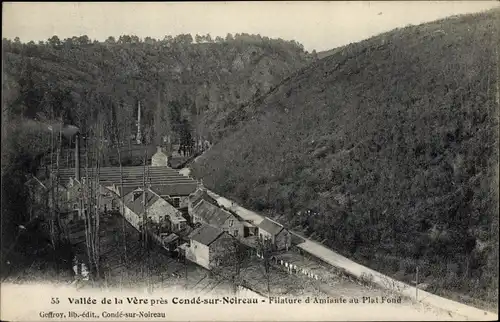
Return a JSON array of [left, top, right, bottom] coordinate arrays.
[[75, 133, 80, 181], [136, 101, 142, 144]]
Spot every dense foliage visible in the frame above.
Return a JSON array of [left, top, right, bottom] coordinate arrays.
[[2, 33, 311, 145], [193, 10, 500, 309]]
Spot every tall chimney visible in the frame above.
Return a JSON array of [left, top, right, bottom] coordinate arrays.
[[136, 101, 142, 144], [75, 133, 80, 181]]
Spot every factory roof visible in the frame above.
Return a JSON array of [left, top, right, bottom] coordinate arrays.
[[55, 166, 196, 196]]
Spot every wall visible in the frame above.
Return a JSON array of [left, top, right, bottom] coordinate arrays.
[[222, 217, 244, 238], [179, 196, 189, 209], [123, 206, 141, 230], [149, 198, 187, 232], [151, 153, 168, 167], [147, 200, 167, 224], [258, 229, 274, 244], [186, 240, 210, 269], [275, 229, 292, 251]]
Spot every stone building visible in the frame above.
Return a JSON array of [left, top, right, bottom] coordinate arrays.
[[121, 188, 187, 234], [191, 200, 244, 238], [151, 146, 169, 167], [257, 217, 292, 251], [185, 224, 234, 270]]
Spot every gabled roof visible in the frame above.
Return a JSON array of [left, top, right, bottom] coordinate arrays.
[[159, 200, 186, 224], [123, 189, 159, 215], [189, 188, 218, 207], [189, 224, 225, 246], [192, 200, 235, 227], [257, 217, 284, 235]]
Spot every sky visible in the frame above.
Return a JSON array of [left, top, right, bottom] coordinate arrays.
[[3, 1, 499, 52]]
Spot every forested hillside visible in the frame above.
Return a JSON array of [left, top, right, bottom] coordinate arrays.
[[192, 9, 500, 309], [2, 33, 311, 146]]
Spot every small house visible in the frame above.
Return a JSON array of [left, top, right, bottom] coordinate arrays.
[[191, 200, 244, 238], [150, 182, 198, 215], [151, 146, 169, 167], [122, 188, 187, 233], [185, 224, 234, 270], [257, 217, 292, 251], [188, 183, 218, 217]]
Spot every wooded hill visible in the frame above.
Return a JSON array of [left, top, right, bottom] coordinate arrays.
[[192, 9, 500, 310], [2, 33, 312, 146]]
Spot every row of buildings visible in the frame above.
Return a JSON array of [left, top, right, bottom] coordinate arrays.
[[27, 144, 292, 273]]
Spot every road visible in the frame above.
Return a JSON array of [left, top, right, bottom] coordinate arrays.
[[180, 169, 498, 321]]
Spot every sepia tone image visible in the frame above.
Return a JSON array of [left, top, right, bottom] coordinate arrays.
[[1, 1, 499, 321]]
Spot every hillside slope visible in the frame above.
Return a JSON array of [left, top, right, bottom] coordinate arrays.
[[192, 9, 500, 309], [2, 35, 311, 143]]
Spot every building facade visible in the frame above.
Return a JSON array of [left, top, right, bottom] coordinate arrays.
[[185, 224, 234, 270], [151, 146, 169, 167], [191, 200, 244, 238], [257, 217, 292, 251], [121, 188, 187, 234]]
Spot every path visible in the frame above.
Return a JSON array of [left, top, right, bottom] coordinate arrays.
[[179, 168, 497, 321]]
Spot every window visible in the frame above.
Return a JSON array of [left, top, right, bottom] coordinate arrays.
[[73, 203, 78, 210], [233, 230, 238, 237], [172, 197, 180, 208], [229, 220, 234, 227]]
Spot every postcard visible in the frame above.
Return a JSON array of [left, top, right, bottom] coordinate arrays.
[[2, 1, 499, 321]]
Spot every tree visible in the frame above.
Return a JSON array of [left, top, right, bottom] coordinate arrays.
[[105, 36, 116, 45], [174, 34, 193, 46], [144, 37, 156, 45], [225, 33, 234, 42], [118, 35, 132, 44], [257, 237, 274, 297], [78, 35, 90, 46], [211, 237, 250, 294]]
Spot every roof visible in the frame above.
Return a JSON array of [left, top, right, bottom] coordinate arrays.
[[242, 221, 255, 228], [55, 166, 196, 188], [160, 233, 179, 244], [189, 224, 225, 246], [192, 200, 235, 227], [123, 189, 160, 215], [189, 188, 218, 207], [151, 182, 197, 197], [257, 217, 284, 235], [157, 200, 186, 224]]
